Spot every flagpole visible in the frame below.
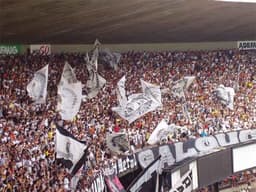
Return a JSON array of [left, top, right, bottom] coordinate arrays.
[[182, 89, 192, 124], [155, 171, 159, 192], [235, 62, 241, 91]]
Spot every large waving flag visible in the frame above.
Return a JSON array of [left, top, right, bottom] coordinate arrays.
[[215, 85, 235, 110], [27, 64, 49, 103], [112, 78, 162, 124], [59, 62, 77, 87], [55, 127, 88, 176], [57, 81, 82, 120], [141, 79, 162, 106]]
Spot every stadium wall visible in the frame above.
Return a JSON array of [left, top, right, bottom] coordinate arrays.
[[22, 41, 237, 53]]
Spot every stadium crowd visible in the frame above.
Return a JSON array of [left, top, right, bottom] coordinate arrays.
[[0, 49, 256, 191]]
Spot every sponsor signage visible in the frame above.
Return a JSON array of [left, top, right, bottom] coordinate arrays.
[[197, 148, 232, 188], [232, 143, 256, 172], [237, 41, 256, 50], [30, 44, 51, 55], [169, 169, 193, 192], [0, 45, 20, 55]]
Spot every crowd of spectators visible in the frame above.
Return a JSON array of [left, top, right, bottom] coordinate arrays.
[[0, 49, 255, 191]]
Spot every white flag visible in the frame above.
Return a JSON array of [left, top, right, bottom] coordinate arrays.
[[101, 48, 121, 70], [116, 76, 127, 107], [141, 79, 162, 106], [215, 85, 235, 110], [172, 76, 195, 98], [27, 64, 48, 103], [55, 127, 87, 175], [169, 169, 193, 192], [90, 39, 100, 71], [106, 132, 129, 154], [172, 79, 186, 98], [59, 62, 77, 87], [183, 76, 196, 90], [86, 61, 106, 99], [112, 79, 162, 124], [147, 119, 170, 145], [57, 81, 82, 120]]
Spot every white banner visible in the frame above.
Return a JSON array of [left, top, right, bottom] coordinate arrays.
[[237, 41, 256, 50], [57, 81, 82, 120], [215, 85, 235, 110], [27, 64, 48, 103], [112, 79, 162, 124], [30, 44, 51, 55], [169, 169, 193, 192]]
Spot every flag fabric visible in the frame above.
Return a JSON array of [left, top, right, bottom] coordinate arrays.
[[141, 79, 162, 106], [106, 132, 129, 154], [169, 169, 193, 192], [105, 175, 127, 192], [215, 85, 235, 110], [101, 48, 122, 70], [55, 127, 88, 176], [171, 79, 186, 98], [90, 39, 100, 70], [147, 119, 172, 145], [171, 76, 195, 98], [112, 79, 162, 124], [127, 155, 162, 192], [183, 76, 196, 90], [116, 76, 127, 107], [59, 62, 78, 87], [86, 62, 106, 99], [57, 81, 82, 120], [27, 64, 48, 103]]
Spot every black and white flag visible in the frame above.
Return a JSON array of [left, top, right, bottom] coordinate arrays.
[[90, 39, 100, 70], [147, 119, 171, 145], [57, 81, 82, 120], [59, 62, 78, 87], [85, 59, 106, 99], [27, 64, 48, 103], [214, 85, 235, 110], [106, 132, 129, 154], [101, 48, 122, 71], [55, 127, 88, 176], [172, 76, 195, 98], [112, 79, 162, 124]]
